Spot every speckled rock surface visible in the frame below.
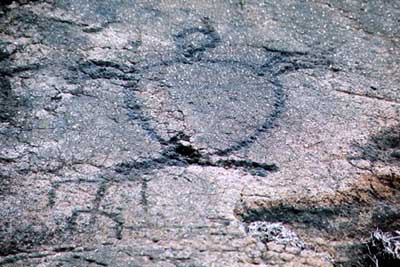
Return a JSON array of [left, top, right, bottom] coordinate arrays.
[[0, 0, 399, 266]]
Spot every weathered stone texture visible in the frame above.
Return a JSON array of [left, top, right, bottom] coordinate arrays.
[[0, 0, 399, 266]]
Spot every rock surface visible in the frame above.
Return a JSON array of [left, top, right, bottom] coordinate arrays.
[[0, 0, 399, 266]]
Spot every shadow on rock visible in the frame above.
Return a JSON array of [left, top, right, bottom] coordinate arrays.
[[0, 76, 18, 123], [357, 125, 400, 165], [236, 125, 400, 266]]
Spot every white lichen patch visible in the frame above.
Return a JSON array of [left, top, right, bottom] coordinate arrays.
[[247, 221, 305, 248]]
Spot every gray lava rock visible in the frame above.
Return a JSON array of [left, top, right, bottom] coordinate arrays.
[[0, 0, 399, 266]]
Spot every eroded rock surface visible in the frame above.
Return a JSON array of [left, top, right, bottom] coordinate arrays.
[[0, 0, 399, 266]]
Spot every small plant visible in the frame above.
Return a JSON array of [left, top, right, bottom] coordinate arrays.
[[367, 229, 400, 267]]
